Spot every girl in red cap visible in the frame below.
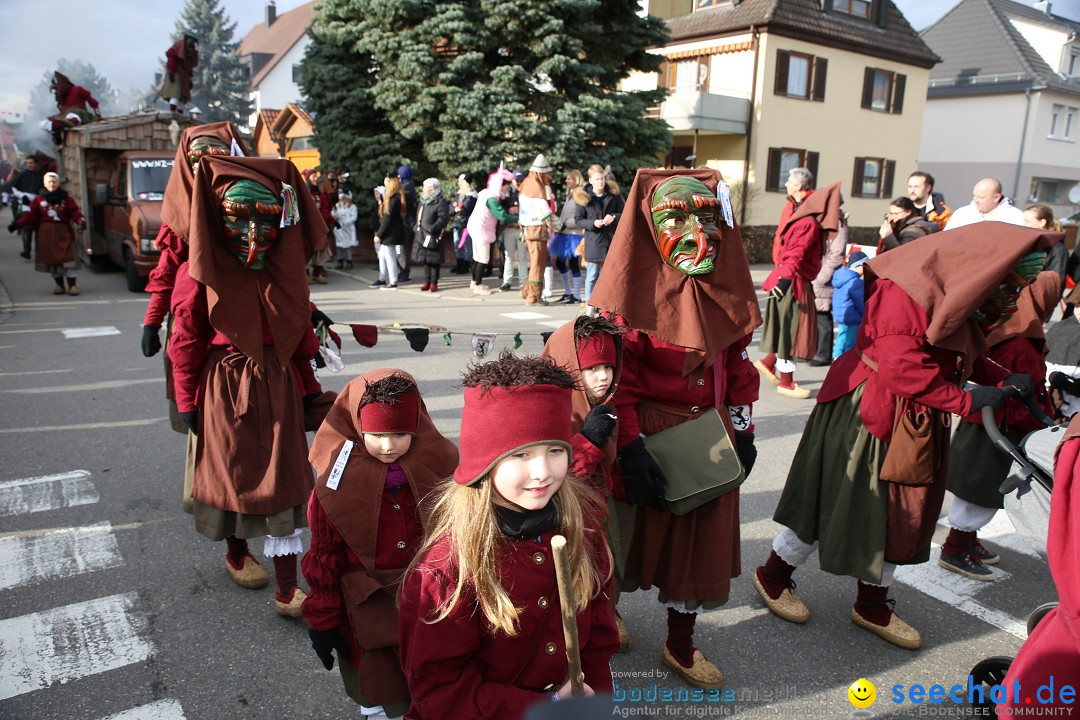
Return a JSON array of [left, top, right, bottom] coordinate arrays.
[[302, 370, 458, 720], [398, 352, 619, 720]]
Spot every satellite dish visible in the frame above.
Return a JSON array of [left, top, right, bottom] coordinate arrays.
[[1068, 184, 1080, 204]]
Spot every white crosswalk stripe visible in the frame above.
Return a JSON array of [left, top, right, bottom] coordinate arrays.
[[0, 592, 154, 700], [0, 522, 123, 590], [0, 470, 98, 517], [96, 700, 187, 720]]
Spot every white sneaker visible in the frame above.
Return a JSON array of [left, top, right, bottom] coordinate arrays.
[[473, 284, 491, 296]]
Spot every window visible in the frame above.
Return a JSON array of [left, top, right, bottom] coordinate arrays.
[[1030, 178, 1061, 204], [774, 50, 827, 102], [292, 63, 302, 83], [861, 68, 906, 114], [1068, 52, 1080, 77], [852, 157, 895, 198], [1050, 104, 1078, 140], [673, 59, 701, 91], [765, 147, 819, 192], [693, 0, 732, 9], [832, 0, 872, 18]]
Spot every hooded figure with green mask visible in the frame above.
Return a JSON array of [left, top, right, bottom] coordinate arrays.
[[754, 222, 1058, 652]]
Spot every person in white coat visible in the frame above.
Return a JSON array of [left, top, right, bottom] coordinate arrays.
[[331, 192, 358, 270], [947, 178, 1026, 229]]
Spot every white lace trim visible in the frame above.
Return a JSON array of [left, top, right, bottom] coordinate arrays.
[[263, 529, 303, 558]]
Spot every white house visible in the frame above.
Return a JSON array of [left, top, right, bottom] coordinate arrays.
[[238, 1, 315, 130]]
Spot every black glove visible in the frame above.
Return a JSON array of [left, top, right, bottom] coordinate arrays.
[[1003, 373, 1034, 400], [303, 393, 320, 414], [734, 431, 757, 478], [968, 385, 1008, 413], [77, 220, 87, 230], [6, 221, 16, 233], [309, 627, 351, 671], [178, 410, 198, 434], [1049, 371, 1080, 396], [311, 308, 333, 330], [769, 277, 792, 302], [617, 437, 667, 508], [141, 325, 161, 357], [581, 404, 617, 449]]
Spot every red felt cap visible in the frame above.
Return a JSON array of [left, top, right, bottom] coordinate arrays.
[[576, 333, 617, 370], [359, 392, 419, 434], [454, 384, 573, 485]]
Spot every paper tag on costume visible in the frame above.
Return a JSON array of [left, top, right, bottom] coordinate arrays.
[[230, 138, 245, 157], [280, 182, 300, 228], [326, 440, 353, 490], [717, 181, 734, 228], [729, 405, 751, 432]]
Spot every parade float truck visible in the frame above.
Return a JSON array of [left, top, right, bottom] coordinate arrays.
[[59, 112, 193, 292]]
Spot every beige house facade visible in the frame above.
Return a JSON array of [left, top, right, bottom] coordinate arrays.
[[635, 0, 938, 229]]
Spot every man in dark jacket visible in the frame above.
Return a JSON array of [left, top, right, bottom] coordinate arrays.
[[10, 155, 46, 259], [397, 164, 417, 282], [575, 167, 624, 305]]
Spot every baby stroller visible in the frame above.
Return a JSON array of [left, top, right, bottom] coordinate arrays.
[[965, 392, 1059, 717]]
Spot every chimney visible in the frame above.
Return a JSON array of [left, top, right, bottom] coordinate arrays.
[[266, 1, 277, 26], [1034, 1, 1051, 14]]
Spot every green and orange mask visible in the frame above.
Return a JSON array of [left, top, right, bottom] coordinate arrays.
[[972, 250, 1046, 332], [188, 136, 229, 175], [650, 177, 721, 275], [221, 180, 282, 270]]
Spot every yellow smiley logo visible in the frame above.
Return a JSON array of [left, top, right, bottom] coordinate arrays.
[[848, 678, 876, 709]]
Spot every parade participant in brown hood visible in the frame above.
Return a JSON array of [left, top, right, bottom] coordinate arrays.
[[756, 223, 1054, 650], [167, 155, 327, 617], [303, 370, 458, 719], [160, 34, 198, 114], [588, 168, 761, 689], [518, 154, 556, 305], [39, 72, 101, 145], [11, 171, 86, 295]]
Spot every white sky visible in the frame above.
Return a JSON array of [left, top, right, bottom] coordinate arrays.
[[0, 0, 1077, 122]]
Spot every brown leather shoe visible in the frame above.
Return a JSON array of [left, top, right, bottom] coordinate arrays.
[[275, 586, 307, 618], [225, 554, 270, 589], [850, 607, 922, 650], [662, 646, 724, 690], [615, 614, 631, 653], [777, 383, 812, 399], [753, 570, 810, 624], [753, 359, 780, 386]]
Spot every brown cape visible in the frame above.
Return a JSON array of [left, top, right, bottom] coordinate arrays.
[[187, 155, 325, 365], [588, 168, 761, 375], [518, 171, 549, 201], [778, 182, 842, 240], [161, 122, 250, 242], [865, 222, 1058, 374], [986, 270, 1061, 346], [541, 316, 625, 467]]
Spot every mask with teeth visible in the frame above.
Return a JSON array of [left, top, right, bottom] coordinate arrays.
[[650, 176, 722, 275], [220, 180, 282, 270]]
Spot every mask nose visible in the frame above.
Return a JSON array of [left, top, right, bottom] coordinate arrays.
[[693, 222, 708, 265]]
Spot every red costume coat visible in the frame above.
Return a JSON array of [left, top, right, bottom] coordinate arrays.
[[957, 336, 1052, 434], [56, 84, 99, 114], [398, 531, 619, 720], [16, 193, 84, 267], [143, 223, 187, 328]]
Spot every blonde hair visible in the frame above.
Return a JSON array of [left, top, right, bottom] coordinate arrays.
[[1025, 204, 1062, 232], [409, 472, 609, 636], [566, 169, 585, 190], [381, 176, 406, 218]]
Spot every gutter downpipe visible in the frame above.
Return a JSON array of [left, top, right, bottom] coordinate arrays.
[[1013, 86, 1034, 200], [740, 24, 760, 227]]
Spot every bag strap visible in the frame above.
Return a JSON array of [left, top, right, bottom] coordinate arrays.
[[855, 348, 878, 372]]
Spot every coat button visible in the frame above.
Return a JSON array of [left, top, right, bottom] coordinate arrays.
[[396, 540, 406, 549], [392, 504, 401, 510], [545, 642, 557, 655], [533, 552, 545, 565], [690, 406, 700, 413], [696, 379, 705, 386], [538, 596, 549, 609]]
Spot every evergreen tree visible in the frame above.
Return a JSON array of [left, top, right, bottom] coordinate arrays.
[[170, 0, 253, 126], [305, 0, 670, 183], [18, 59, 120, 154]]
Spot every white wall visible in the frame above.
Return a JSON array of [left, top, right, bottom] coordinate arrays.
[[920, 94, 1028, 162], [1010, 19, 1069, 72], [255, 37, 310, 111]]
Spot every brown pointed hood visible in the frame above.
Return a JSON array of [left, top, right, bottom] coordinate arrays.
[[779, 181, 842, 239], [309, 369, 459, 569], [161, 121, 250, 242], [865, 222, 1058, 369], [587, 168, 761, 375], [186, 155, 325, 365], [986, 270, 1061, 347]]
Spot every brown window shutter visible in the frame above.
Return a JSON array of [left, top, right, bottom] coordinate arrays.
[[812, 57, 828, 102], [892, 74, 906, 114], [852, 157, 866, 197], [775, 50, 790, 96], [659, 60, 671, 89], [806, 152, 819, 188], [766, 148, 782, 191], [861, 67, 875, 109], [882, 160, 896, 198]]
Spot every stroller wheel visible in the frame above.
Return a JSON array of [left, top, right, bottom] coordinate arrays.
[[968, 656, 1012, 717], [1026, 602, 1058, 636]]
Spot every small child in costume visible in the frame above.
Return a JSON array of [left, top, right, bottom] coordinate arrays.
[[302, 370, 458, 720], [398, 352, 620, 720], [331, 191, 359, 270], [830, 250, 868, 359]]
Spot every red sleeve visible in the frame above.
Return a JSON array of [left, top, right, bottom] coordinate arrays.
[[570, 433, 608, 492], [579, 592, 618, 693], [300, 493, 346, 632], [873, 332, 972, 416], [772, 217, 821, 283], [968, 338, 1052, 433], [65, 196, 85, 226], [167, 265, 210, 413], [144, 226, 187, 327], [14, 198, 42, 227], [166, 48, 181, 73], [723, 333, 759, 410], [613, 329, 645, 446], [398, 560, 545, 719], [291, 325, 322, 396], [77, 86, 100, 111]]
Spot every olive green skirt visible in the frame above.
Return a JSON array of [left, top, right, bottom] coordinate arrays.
[[772, 383, 892, 584], [946, 421, 1017, 510], [190, 500, 307, 541], [759, 287, 799, 359]]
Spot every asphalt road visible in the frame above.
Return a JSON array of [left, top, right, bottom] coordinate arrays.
[[0, 228, 1059, 720]]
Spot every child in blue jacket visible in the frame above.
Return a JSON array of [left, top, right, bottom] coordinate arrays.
[[831, 251, 868, 359]]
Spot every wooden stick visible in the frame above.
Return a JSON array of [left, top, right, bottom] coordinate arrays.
[[550, 534, 585, 697]]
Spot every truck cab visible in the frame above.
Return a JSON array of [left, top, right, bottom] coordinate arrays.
[[92, 151, 173, 292]]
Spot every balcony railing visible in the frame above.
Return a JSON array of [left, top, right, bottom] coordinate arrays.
[[658, 90, 749, 134]]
